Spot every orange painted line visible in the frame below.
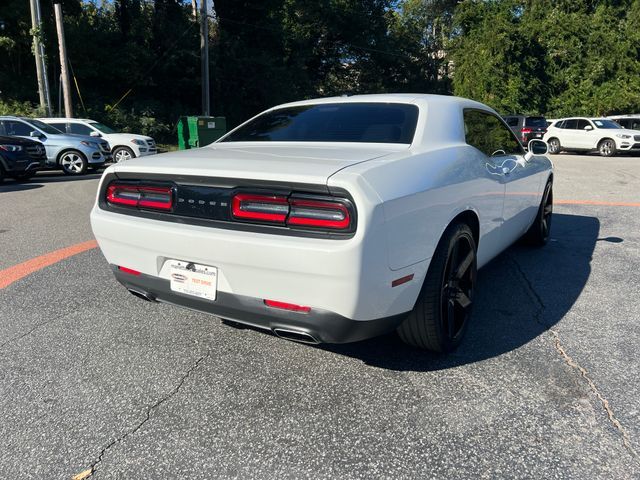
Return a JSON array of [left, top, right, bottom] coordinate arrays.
[[555, 200, 640, 207], [0, 240, 98, 290]]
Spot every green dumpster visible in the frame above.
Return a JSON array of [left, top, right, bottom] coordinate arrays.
[[177, 116, 227, 150]]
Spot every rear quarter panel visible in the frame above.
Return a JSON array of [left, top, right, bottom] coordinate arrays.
[[329, 143, 505, 272]]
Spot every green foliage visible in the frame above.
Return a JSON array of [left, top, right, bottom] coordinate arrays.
[[450, 0, 640, 116], [2, 0, 640, 133], [102, 107, 172, 139], [0, 99, 42, 117]]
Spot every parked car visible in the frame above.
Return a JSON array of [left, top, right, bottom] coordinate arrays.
[[91, 94, 553, 353], [503, 115, 548, 146], [0, 116, 112, 175], [543, 117, 640, 157], [607, 114, 640, 131], [0, 135, 47, 182], [39, 118, 157, 163]]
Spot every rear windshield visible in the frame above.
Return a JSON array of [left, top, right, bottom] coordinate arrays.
[[525, 117, 547, 127], [221, 103, 419, 144]]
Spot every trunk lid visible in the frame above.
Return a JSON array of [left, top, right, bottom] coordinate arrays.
[[112, 142, 406, 185]]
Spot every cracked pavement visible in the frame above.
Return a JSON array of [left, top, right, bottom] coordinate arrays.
[[1, 157, 639, 479]]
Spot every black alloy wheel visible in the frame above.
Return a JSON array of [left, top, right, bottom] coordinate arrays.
[[397, 222, 477, 352], [524, 180, 553, 246], [440, 232, 476, 343]]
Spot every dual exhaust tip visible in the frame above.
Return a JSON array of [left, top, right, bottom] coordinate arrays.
[[127, 288, 320, 345]]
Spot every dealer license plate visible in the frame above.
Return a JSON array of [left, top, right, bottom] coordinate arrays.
[[168, 260, 217, 301]]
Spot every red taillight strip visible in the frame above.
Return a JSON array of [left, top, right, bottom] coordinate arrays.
[[231, 193, 353, 231], [264, 299, 311, 313], [288, 198, 350, 229], [106, 183, 173, 211], [118, 266, 141, 276], [232, 193, 289, 222], [106, 185, 138, 206]]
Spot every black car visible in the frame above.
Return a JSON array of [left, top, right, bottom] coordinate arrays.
[[503, 115, 548, 146], [0, 135, 47, 182]]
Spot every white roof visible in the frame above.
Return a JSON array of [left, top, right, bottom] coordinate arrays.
[[38, 117, 96, 123], [274, 93, 494, 113]]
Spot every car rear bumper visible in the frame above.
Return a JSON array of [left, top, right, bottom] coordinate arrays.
[[91, 198, 425, 323], [113, 266, 405, 344]]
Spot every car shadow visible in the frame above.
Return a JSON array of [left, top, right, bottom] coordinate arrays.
[[31, 171, 104, 183], [0, 183, 44, 193], [319, 212, 601, 371]]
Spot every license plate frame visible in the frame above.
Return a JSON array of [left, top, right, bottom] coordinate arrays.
[[168, 260, 218, 301]]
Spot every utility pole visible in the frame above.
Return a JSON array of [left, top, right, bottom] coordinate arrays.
[[200, 0, 210, 116], [29, 0, 52, 116], [54, 3, 73, 118]]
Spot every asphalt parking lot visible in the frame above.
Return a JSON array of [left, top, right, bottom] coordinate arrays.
[[1, 154, 639, 479]]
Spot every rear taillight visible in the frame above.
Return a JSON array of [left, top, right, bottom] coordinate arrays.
[[106, 183, 173, 211], [288, 198, 350, 229], [231, 193, 288, 222], [520, 128, 532, 134], [231, 193, 354, 232]]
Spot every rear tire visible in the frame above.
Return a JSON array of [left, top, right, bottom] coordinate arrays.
[[397, 222, 477, 352], [548, 138, 561, 154], [523, 180, 553, 246], [598, 138, 616, 157]]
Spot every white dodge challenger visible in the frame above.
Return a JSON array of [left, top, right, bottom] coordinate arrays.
[[91, 94, 553, 352]]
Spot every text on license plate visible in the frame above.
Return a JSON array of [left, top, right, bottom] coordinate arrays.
[[169, 260, 217, 301]]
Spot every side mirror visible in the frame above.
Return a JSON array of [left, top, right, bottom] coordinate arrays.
[[30, 130, 42, 138], [90, 131, 101, 137], [584, 125, 593, 131], [526, 139, 548, 158]]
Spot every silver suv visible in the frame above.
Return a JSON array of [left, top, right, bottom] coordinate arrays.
[[0, 116, 112, 175]]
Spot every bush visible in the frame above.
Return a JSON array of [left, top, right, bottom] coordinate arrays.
[[0, 99, 44, 117], [102, 107, 173, 142]]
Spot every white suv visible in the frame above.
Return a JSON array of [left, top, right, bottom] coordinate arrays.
[[543, 117, 640, 157], [39, 118, 157, 162]]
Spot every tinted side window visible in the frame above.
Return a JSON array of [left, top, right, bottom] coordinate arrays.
[[4, 120, 33, 136], [632, 120, 640, 130], [576, 119, 590, 130], [564, 119, 578, 129], [49, 122, 68, 133], [525, 117, 547, 128], [464, 110, 524, 156], [505, 117, 519, 127], [68, 123, 93, 135]]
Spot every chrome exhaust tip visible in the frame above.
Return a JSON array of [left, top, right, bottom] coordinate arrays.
[[128, 288, 157, 302], [272, 328, 320, 345]]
